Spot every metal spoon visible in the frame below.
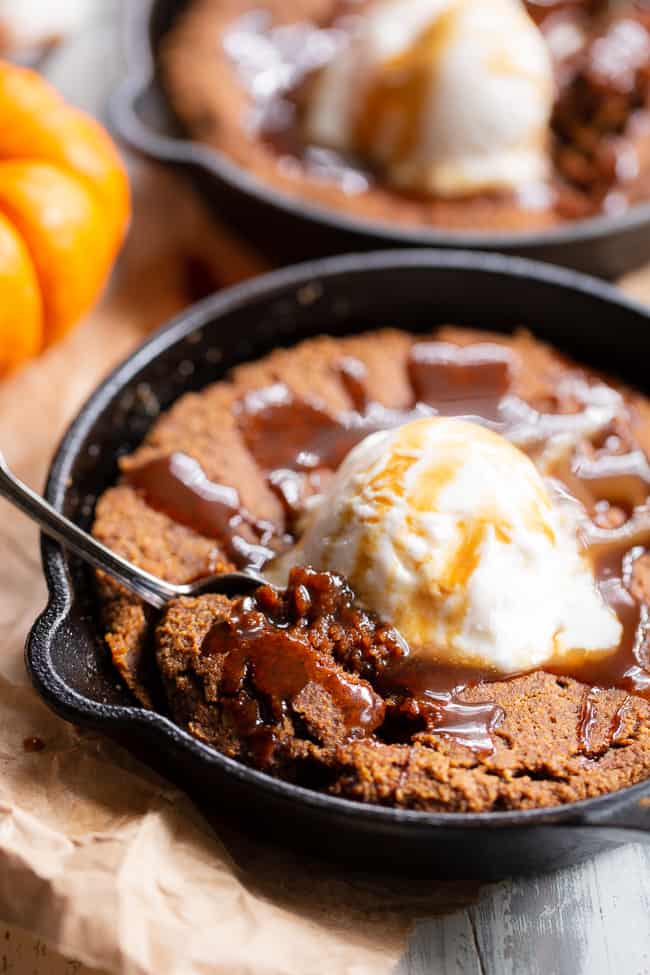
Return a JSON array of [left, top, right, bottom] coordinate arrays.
[[0, 451, 265, 609]]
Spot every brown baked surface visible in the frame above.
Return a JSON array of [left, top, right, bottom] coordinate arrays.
[[92, 326, 650, 812], [155, 573, 650, 813], [160, 0, 650, 231]]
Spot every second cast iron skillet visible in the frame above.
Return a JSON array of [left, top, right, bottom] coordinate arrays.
[[111, 0, 650, 278], [26, 251, 650, 879]]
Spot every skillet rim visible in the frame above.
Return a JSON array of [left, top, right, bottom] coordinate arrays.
[[113, 0, 650, 256], [26, 248, 650, 833]]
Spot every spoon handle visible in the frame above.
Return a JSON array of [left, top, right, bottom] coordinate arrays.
[[0, 451, 176, 610]]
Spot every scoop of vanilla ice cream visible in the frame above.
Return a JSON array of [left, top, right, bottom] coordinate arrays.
[[305, 0, 554, 196], [284, 417, 621, 673]]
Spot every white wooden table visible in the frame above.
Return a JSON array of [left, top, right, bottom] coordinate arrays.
[[6, 3, 650, 972], [400, 844, 650, 974]]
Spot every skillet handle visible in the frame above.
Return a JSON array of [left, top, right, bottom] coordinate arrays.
[[109, 74, 186, 163], [576, 788, 650, 839], [109, 0, 221, 167], [109, 70, 221, 172], [109, 0, 171, 160]]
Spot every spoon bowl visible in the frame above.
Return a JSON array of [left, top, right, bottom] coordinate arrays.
[[0, 449, 264, 609]]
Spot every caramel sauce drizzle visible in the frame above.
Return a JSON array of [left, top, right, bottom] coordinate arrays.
[[235, 378, 435, 520], [124, 452, 278, 571], [394, 690, 504, 758], [577, 686, 601, 755], [124, 339, 650, 754], [408, 341, 513, 420], [380, 655, 506, 756], [22, 736, 46, 753], [353, 8, 460, 170], [201, 579, 387, 762], [202, 567, 504, 759], [421, 696, 504, 756], [577, 686, 634, 755]]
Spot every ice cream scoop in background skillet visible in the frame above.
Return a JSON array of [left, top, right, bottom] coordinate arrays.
[[110, 0, 650, 279], [26, 251, 650, 880]]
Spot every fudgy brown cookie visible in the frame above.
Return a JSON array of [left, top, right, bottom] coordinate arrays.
[[93, 325, 650, 811]]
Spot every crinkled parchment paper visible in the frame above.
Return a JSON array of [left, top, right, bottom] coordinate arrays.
[[0, 163, 487, 975]]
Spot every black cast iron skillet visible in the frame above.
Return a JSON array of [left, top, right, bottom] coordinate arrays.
[[110, 0, 650, 279], [26, 251, 650, 880]]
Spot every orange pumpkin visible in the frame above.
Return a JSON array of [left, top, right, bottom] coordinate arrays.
[[0, 61, 130, 376]]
